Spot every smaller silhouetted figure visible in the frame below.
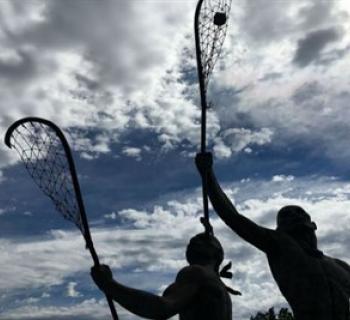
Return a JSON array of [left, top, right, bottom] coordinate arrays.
[[91, 233, 241, 320], [195, 152, 350, 320]]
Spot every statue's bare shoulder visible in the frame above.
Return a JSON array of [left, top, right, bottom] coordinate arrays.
[[176, 265, 207, 283]]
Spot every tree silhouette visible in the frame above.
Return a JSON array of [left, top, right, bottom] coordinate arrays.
[[250, 307, 294, 320]]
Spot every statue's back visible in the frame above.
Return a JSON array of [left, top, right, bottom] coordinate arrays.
[[177, 266, 232, 320]]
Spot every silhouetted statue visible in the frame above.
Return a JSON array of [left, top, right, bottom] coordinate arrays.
[[196, 152, 350, 320], [91, 233, 241, 320]]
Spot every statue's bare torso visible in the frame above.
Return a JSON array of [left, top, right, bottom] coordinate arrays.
[[163, 265, 232, 320], [267, 231, 350, 320]]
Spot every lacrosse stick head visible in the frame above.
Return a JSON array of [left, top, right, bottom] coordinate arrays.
[[195, 0, 232, 91], [5, 118, 86, 236], [5, 117, 120, 319]]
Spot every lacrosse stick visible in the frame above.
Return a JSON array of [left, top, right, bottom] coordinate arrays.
[[194, 0, 232, 235], [5, 117, 119, 320]]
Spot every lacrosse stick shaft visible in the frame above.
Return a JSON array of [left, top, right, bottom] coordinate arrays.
[[195, 0, 211, 235], [90, 254, 119, 320], [77, 209, 119, 320], [64, 136, 119, 320], [78, 215, 119, 320], [78, 220, 119, 320], [195, 0, 206, 153], [199, 91, 210, 235], [87, 241, 119, 320]]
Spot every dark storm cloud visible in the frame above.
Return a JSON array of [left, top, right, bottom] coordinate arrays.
[[14, 1, 135, 85], [17, 0, 129, 48], [238, 0, 342, 55], [0, 49, 36, 81], [317, 44, 350, 66], [298, 1, 336, 30], [239, 1, 295, 44], [292, 81, 323, 105], [75, 73, 100, 92], [12, 0, 191, 93], [293, 28, 342, 67], [238, 1, 338, 44], [258, 72, 282, 82]]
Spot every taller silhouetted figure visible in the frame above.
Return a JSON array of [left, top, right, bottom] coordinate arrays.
[[196, 152, 350, 320], [91, 233, 240, 320]]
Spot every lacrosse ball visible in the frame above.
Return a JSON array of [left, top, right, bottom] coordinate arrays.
[[214, 12, 226, 26]]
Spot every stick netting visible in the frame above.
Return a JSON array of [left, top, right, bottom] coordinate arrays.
[[198, 0, 232, 91], [7, 121, 85, 235]]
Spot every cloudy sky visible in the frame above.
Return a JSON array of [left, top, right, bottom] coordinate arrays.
[[1, 0, 350, 319]]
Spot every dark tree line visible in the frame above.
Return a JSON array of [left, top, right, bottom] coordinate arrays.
[[250, 308, 294, 320]]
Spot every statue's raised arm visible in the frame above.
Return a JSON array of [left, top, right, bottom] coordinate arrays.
[[195, 152, 278, 253]]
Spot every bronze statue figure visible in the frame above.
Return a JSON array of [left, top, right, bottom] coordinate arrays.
[[91, 233, 241, 320], [196, 152, 350, 320]]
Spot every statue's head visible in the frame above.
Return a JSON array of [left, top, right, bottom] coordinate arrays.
[[276, 205, 317, 246], [277, 205, 316, 231], [186, 233, 224, 271]]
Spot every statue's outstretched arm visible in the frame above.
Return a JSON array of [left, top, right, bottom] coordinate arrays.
[[91, 265, 198, 319]]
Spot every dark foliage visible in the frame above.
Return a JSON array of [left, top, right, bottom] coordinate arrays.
[[250, 307, 294, 320]]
